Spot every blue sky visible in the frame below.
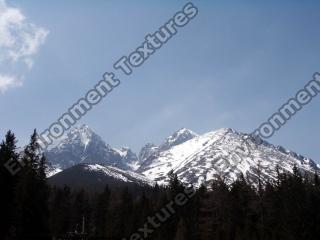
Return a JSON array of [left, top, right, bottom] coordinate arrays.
[[0, 0, 319, 162]]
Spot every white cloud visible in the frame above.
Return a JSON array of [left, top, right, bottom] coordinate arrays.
[[0, 0, 49, 93], [0, 74, 22, 93]]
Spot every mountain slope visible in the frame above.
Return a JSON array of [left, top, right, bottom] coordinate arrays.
[[138, 143, 159, 163], [158, 128, 198, 151], [138, 128, 320, 186], [45, 125, 319, 187], [49, 163, 154, 190], [137, 128, 198, 166], [45, 125, 138, 172]]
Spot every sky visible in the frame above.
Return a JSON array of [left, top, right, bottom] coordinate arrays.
[[0, 0, 319, 163]]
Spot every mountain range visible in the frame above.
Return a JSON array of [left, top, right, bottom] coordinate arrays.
[[46, 124, 320, 188]]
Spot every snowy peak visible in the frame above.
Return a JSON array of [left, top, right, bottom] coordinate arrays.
[[69, 124, 93, 145], [115, 147, 139, 170], [139, 128, 319, 186], [137, 128, 198, 165], [45, 125, 137, 173], [46, 125, 319, 187], [159, 128, 198, 151], [67, 125, 94, 148], [139, 143, 158, 162], [116, 147, 136, 160], [70, 124, 92, 136], [48, 124, 95, 151]]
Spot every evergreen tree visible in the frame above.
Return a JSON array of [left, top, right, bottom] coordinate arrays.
[[168, 170, 184, 197], [70, 188, 91, 234], [50, 185, 72, 237], [115, 187, 134, 239], [174, 218, 187, 240], [314, 172, 319, 187], [93, 185, 110, 237], [2, 131, 320, 240], [14, 130, 50, 239], [0, 131, 19, 239]]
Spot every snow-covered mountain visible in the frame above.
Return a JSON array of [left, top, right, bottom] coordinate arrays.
[[46, 164, 63, 178], [83, 163, 152, 184], [49, 163, 154, 190], [46, 125, 319, 187], [138, 128, 198, 164], [116, 147, 140, 171], [138, 128, 320, 186], [158, 128, 198, 151], [45, 125, 138, 172], [139, 143, 159, 163]]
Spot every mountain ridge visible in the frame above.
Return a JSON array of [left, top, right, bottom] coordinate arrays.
[[45, 125, 319, 187], [138, 128, 319, 186]]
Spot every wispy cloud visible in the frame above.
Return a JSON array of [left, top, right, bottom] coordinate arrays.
[[0, 0, 48, 93], [0, 74, 22, 93]]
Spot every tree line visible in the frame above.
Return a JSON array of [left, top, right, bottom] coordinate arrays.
[[1, 130, 320, 240]]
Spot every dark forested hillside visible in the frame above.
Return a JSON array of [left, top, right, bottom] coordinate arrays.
[[1, 130, 320, 240]]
